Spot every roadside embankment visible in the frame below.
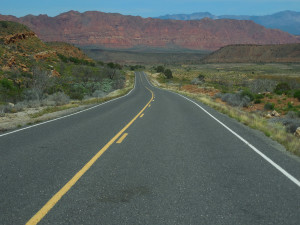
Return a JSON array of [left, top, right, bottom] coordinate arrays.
[[0, 72, 135, 133]]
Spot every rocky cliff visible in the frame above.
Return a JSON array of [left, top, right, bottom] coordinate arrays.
[[1, 11, 299, 51]]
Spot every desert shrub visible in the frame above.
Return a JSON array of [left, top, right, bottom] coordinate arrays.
[[274, 82, 291, 95], [22, 89, 40, 101], [84, 82, 102, 93], [92, 90, 106, 98], [248, 79, 277, 93], [241, 89, 254, 101], [285, 111, 300, 119], [287, 102, 294, 109], [214, 92, 222, 99], [68, 83, 88, 100], [254, 99, 262, 104], [0, 104, 13, 113], [101, 79, 113, 92], [45, 92, 70, 106], [26, 100, 41, 108], [107, 62, 122, 70], [0, 105, 5, 116], [130, 65, 145, 71], [198, 74, 205, 82], [14, 101, 27, 112], [190, 78, 203, 85], [264, 102, 275, 110], [69, 57, 81, 64], [30, 67, 53, 100], [0, 78, 19, 102], [254, 94, 264, 100], [57, 54, 68, 63], [164, 69, 173, 79], [293, 90, 300, 101], [269, 117, 300, 133], [220, 92, 251, 107], [41, 99, 56, 107], [156, 65, 165, 73]]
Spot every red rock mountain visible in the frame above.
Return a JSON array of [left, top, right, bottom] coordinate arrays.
[[0, 10, 299, 50]]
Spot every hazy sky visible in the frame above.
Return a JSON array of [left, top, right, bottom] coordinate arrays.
[[1, 0, 299, 17]]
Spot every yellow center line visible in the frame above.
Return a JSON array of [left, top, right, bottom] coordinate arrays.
[[116, 133, 128, 144], [140, 114, 144, 118], [26, 85, 154, 225]]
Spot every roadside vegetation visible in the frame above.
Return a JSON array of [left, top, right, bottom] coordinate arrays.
[[0, 21, 136, 130], [148, 63, 300, 156]]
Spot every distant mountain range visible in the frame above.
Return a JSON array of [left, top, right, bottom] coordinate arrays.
[[0, 11, 299, 51], [156, 11, 300, 35]]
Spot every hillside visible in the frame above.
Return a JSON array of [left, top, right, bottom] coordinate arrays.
[[0, 21, 127, 109], [0, 21, 90, 73], [157, 10, 300, 35], [46, 42, 90, 60], [0, 11, 299, 51], [202, 43, 300, 63]]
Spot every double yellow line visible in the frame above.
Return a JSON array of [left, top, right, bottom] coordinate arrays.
[[26, 86, 154, 225]]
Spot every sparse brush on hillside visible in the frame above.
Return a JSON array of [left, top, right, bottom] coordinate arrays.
[[0, 21, 128, 113], [0, 21, 30, 36]]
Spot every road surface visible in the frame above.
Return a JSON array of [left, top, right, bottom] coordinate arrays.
[[0, 72, 300, 224]]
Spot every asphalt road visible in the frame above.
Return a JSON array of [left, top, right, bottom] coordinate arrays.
[[0, 72, 300, 225]]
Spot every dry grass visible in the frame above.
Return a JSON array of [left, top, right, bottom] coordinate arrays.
[[147, 72, 300, 157]]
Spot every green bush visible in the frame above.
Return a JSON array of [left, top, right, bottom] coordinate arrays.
[[287, 102, 293, 109], [254, 99, 262, 104], [57, 54, 68, 63], [107, 62, 122, 70], [264, 102, 275, 110], [294, 90, 300, 101], [274, 82, 291, 95], [241, 89, 254, 101], [97, 61, 104, 66], [68, 83, 88, 100], [198, 74, 205, 81], [156, 65, 165, 73], [164, 69, 173, 79], [254, 94, 264, 100], [101, 79, 113, 93], [0, 78, 19, 102], [69, 57, 81, 64]]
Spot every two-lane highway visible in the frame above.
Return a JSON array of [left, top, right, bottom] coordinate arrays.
[[0, 72, 299, 224]]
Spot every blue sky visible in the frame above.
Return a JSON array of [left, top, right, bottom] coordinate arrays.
[[1, 0, 299, 17]]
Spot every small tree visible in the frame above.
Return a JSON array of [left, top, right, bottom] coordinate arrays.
[[274, 82, 291, 95], [293, 90, 300, 101], [164, 69, 173, 79], [198, 74, 205, 82], [31, 67, 51, 100], [156, 65, 165, 73]]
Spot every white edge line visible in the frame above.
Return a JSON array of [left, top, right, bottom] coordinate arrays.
[[0, 74, 137, 138], [143, 72, 300, 188]]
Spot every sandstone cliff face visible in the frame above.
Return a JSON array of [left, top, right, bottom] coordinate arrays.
[[1, 11, 299, 50]]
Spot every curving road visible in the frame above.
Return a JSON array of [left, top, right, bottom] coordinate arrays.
[[0, 72, 300, 225]]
